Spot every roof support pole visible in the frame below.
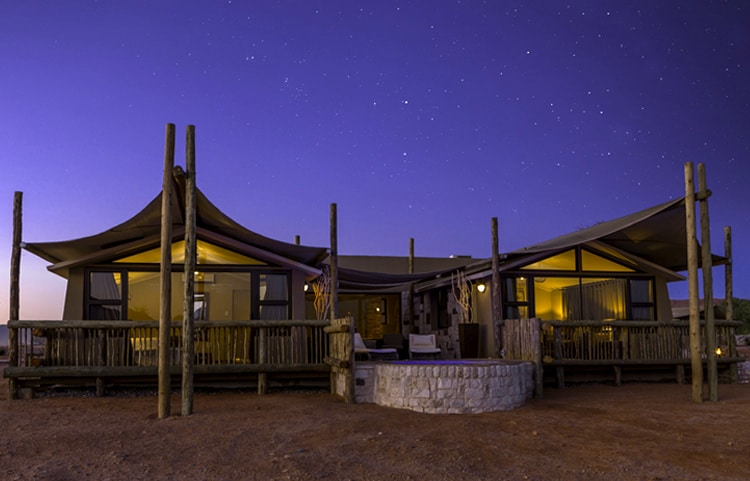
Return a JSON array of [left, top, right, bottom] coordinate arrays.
[[698, 163, 718, 401], [491, 217, 502, 358], [684, 162, 703, 403], [329, 203, 352, 403], [406, 237, 415, 335], [724, 226, 733, 322], [181, 125, 197, 416], [158, 123, 175, 419], [8, 191, 22, 400]]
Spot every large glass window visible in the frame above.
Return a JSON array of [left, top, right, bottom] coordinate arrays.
[[125, 271, 254, 321], [503, 246, 656, 321], [86, 268, 289, 322]]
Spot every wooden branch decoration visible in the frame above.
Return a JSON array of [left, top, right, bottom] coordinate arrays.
[[313, 265, 331, 321], [451, 270, 473, 323]]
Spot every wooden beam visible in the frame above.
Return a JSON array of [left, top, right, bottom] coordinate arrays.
[[684, 162, 703, 403], [406, 237, 414, 334], [8, 191, 22, 400], [181, 124, 197, 416], [698, 163, 718, 401], [724, 226, 733, 322], [159, 123, 175, 419], [491, 217, 502, 358]]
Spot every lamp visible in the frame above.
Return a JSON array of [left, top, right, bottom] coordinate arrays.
[[477, 283, 486, 293]]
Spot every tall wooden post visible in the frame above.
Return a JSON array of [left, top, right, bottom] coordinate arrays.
[[724, 226, 733, 322], [684, 162, 703, 403], [159, 123, 175, 419], [491, 217, 502, 358], [406, 238, 415, 335], [698, 163, 717, 401], [329, 203, 351, 402], [8, 191, 23, 399], [181, 125, 197, 416]]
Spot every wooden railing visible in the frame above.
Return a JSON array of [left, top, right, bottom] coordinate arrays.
[[4, 319, 331, 379], [502, 319, 744, 390], [539, 320, 741, 364]]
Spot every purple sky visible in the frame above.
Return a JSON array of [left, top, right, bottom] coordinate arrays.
[[1, 1, 749, 321]]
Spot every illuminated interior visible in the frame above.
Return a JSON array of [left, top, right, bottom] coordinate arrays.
[[115, 240, 267, 265], [505, 247, 653, 321]]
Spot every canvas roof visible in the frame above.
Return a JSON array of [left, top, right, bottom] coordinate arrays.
[[335, 255, 476, 292], [25, 167, 330, 277], [505, 197, 726, 272]]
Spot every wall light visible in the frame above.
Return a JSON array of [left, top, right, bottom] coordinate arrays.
[[477, 283, 486, 293]]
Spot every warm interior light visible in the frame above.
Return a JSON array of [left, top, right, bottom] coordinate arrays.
[[477, 283, 486, 293], [715, 347, 723, 357]]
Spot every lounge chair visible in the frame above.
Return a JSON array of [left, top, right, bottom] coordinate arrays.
[[354, 333, 399, 361], [409, 334, 441, 359]]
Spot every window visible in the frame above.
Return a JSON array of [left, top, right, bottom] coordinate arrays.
[[629, 279, 654, 320], [502, 246, 656, 321], [86, 271, 125, 320], [502, 278, 529, 319], [85, 268, 288, 322]]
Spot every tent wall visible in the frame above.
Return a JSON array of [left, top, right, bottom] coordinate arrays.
[[62, 267, 85, 320]]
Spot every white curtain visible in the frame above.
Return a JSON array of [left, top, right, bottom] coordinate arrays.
[[562, 279, 627, 321]]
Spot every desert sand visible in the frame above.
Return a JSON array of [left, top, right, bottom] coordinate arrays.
[[1, 357, 749, 481]]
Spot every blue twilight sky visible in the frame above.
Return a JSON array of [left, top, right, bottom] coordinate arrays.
[[1, 1, 748, 322]]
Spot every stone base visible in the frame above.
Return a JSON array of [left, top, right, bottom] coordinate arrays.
[[355, 359, 534, 414]]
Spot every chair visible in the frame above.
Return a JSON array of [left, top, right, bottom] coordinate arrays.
[[354, 333, 398, 361], [409, 334, 441, 359]]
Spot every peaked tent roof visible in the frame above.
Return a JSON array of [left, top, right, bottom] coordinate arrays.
[[25, 167, 330, 277], [505, 197, 726, 272]]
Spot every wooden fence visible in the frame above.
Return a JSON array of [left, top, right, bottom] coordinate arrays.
[[502, 319, 743, 388], [4, 319, 336, 397]]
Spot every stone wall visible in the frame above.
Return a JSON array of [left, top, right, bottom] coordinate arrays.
[[354, 360, 534, 414]]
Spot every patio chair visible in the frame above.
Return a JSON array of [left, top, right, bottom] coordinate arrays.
[[409, 334, 441, 360], [354, 333, 398, 361]]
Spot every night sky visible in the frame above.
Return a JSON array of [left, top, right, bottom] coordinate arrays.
[[1, 1, 748, 321]]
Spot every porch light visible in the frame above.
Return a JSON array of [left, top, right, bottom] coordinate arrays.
[[477, 283, 486, 293], [304, 282, 309, 292], [715, 347, 723, 357]]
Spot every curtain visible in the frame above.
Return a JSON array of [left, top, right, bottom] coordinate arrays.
[[562, 279, 627, 321], [260, 274, 288, 320]]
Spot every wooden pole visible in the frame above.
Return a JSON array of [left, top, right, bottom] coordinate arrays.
[[329, 203, 351, 402], [406, 237, 414, 335], [181, 125, 197, 416], [8, 191, 22, 400], [724, 226, 733, 322], [491, 217, 502, 358], [698, 163, 717, 401], [159, 123, 175, 419], [684, 162, 703, 403]]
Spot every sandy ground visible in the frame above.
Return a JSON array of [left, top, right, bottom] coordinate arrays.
[[1, 355, 749, 481]]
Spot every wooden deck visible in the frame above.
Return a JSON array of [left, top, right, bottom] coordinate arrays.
[[4, 319, 333, 394], [503, 319, 744, 388]]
